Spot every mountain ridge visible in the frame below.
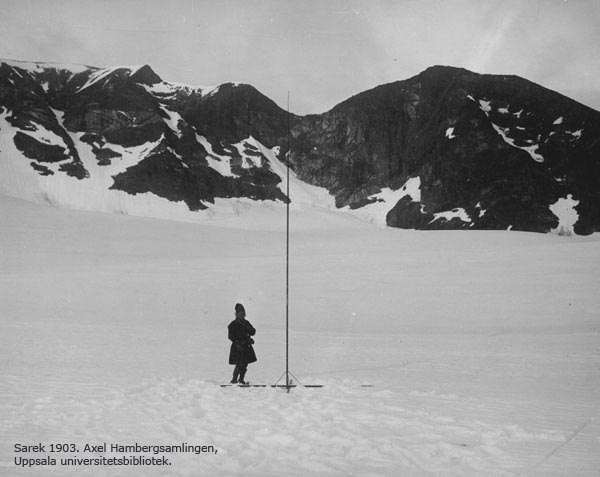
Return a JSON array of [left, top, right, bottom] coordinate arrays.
[[1, 59, 598, 234]]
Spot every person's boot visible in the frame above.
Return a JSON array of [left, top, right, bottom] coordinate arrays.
[[238, 370, 247, 385], [230, 369, 239, 384]]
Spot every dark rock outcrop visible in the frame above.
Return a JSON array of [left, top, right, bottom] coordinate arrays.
[[181, 82, 296, 147]]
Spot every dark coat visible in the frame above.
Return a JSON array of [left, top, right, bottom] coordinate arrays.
[[228, 318, 257, 365]]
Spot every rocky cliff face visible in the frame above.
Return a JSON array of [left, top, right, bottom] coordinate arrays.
[[1, 60, 598, 234], [288, 66, 600, 234]]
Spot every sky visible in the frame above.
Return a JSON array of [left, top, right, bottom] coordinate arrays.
[[1, 0, 599, 115]]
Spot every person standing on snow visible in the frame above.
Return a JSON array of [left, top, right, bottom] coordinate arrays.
[[228, 303, 257, 384]]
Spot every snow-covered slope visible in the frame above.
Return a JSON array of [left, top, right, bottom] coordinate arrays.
[[0, 59, 296, 222], [0, 83, 405, 229], [1, 195, 599, 475]]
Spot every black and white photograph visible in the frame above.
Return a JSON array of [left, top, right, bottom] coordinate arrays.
[[1, 0, 599, 475]]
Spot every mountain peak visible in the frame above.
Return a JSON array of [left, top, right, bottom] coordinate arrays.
[[129, 64, 162, 85], [411, 65, 477, 84], [420, 64, 471, 74]]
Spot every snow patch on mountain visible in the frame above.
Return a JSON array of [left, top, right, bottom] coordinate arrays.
[[475, 202, 487, 218], [478, 99, 492, 112], [445, 127, 455, 139], [77, 65, 144, 93], [232, 140, 261, 169], [469, 95, 545, 163], [196, 134, 238, 178], [9, 65, 24, 78], [141, 81, 215, 98], [341, 177, 422, 227], [550, 194, 579, 236], [19, 121, 68, 150], [398, 176, 421, 202], [491, 123, 544, 163], [77, 66, 121, 93], [251, 136, 336, 210], [167, 146, 188, 168], [429, 207, 472, 225], [158, 104, 183, 137]]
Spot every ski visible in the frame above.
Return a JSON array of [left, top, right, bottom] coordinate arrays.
[[219, 383, 373, 388], [220, 384, 324, 388]]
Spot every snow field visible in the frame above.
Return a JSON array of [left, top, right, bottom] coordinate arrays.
[[1, 195, 599, 475], [3, 377, 574, 476]]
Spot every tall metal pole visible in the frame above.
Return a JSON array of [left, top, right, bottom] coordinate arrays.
[[286, 92, 290, 393]]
